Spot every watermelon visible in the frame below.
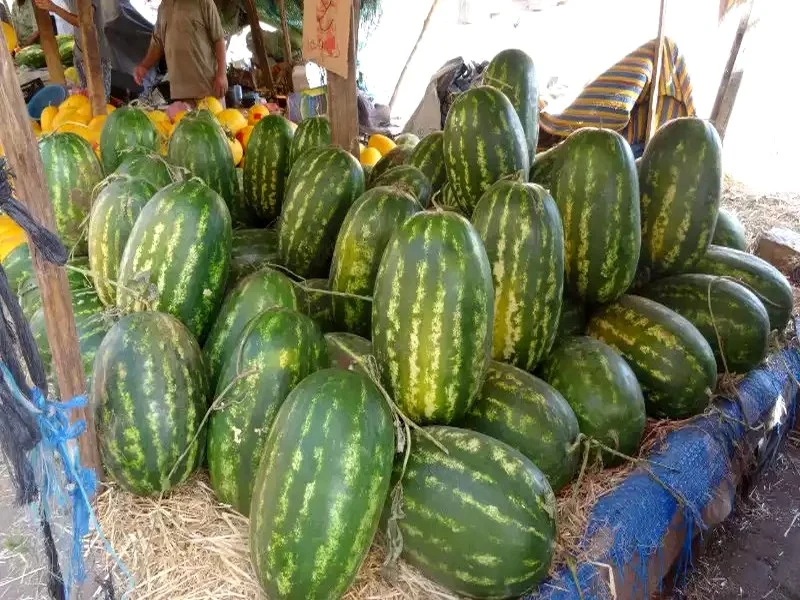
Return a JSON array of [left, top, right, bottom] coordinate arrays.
[[587, 295, 717, 419], [117, 179, 232, 340], [409, 131, 446, 193], [550, 128, 641, 305], [395, 133, 420, 147], [168, 110, 242, 222], [58, 39, 74, 65], [372, 211, 493, 424], [437, 180, 462, 212], [529, 142, 560, 189], [92, 312, 208, 496], [329, 186, 419, 336], [208, 307, 328, 515], [249, 368, 394, 600], [369, 165, 431, 208], [640, 274, 770, 373], [325, 332, 372, 374], [694, 245, 793, 331], [115, 151, 175, 189], [393, 426, 556, 598], [639, 117, 722, 276], [556, 293, 586, 340], [2, 242, 33, 295], [99, 107, 160, 173], [540, 336, 646, 466], [369, 144, 414, 184], [203, 267, 299, 389], [278, 147, 365, 278], [39, 132, 104, 255], [229, 228, 279, 284], [484, 48, 539, 165], [461, 362, 579, 490], [242, 115, 294, 225], [301, 278, 335, 332], [88, 176, 157, 307], [443, 86, 529, 215], [712, 208, 747, 251], [15, 45, 46, 69], [472, 180, 564, 370], [289, 116, 331, 166]]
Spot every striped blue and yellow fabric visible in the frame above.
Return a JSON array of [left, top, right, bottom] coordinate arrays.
[[540, 37, 695, 148]]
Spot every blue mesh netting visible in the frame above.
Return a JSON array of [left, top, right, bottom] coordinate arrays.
[[529, 348, 800, 600]]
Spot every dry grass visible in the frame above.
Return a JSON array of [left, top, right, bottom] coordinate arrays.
[[721, 176, 800, 248]]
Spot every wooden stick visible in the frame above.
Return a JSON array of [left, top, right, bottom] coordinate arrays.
[[0, 40, 102, 478], [328, 0, 360, 156], [34, 7, 65, 85], [389, 0, 440, 112], [277, 0, 294, 91], [243, 0, 274, 92], [711, 0, 755, 128], [75, 0, 106, 116], [646, 0, 668, 142]]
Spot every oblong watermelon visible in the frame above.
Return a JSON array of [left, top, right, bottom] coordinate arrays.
[[461, 362, 579, 490], [472, 180, 564, 370], [369, 165, 431, 208], [587, 295, 717, 419], [302, 278, 336, 332], [540, 336, 646, 466], [39, 132, 104, 255], [208, 308, 328, 515], [115, 150, 175, 189], [278, 147, 365, 278], [249, 368, 394, 599], [289, 116, 331, 167], [372, 211, 493, 424], [2, 242, 33, 296], [88, 175, 157, 306], [329, 186, 419, 336], [409, 131, 446, 193], [712, 208, 747, 251], [203, 267, 299, 388], [443, 86, 529, 215], [99, 107, 160, 173], [117, 178, 232, 339], [556, 293, 587, 340], [369, 144, 414, 184], [395, 426, 556, 598], [325, 332, 372, 375], [229, 228, 279, 285], [92, 312, 208, 496], [242, 115, 294, 225], [639, 117, 722, 276]]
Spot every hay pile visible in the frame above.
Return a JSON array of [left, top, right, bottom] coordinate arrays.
[[721, 176, 800, 247]]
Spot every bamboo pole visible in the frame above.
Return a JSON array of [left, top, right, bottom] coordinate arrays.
[[646, 0, 668, 142], [327, 0, 360, 156], [75, 0, 106, 116], [277, 0, 293, 91], [389, 0, 440, 112], [0, 40, 102, 478], [34, 7, 65, 84], [243, 0, 274, 92]]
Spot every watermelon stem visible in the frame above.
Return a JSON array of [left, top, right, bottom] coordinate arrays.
[[263, 261, 375, 304]]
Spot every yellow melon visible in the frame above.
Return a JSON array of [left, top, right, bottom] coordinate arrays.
[[368, 134, 395, 156], [236, 125, 255, 151], [172, 110, 188, 124], [197, 97, 224, 115], [31, 120, 42, 137], [0, 215, 26, 262], [248, 104, 270, 125], [2, 23, 17, 53], [59, 94, 90, 113], [40, 106, 59, 133], [52, 109, 89, 130], [148, 110, 169, 125], [229, 138, 244, 166], [88, 115, 107, 132], [360, 147, 382, 167], [217, 108, 248, 136], [64, 67, 79, 85], [55, 122, 94, 145]]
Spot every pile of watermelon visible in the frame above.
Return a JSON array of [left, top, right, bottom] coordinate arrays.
[[2, 45, 794, 600]]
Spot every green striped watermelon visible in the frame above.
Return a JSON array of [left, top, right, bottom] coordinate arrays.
[[639, 117, 722, 276], [289, 116, 331, 167], [229, 228, 279, 285], [369, 144, 414, 184], [394, 426, 556, 598], [694, 245, 793, 331], [203, 267, 299, 389], [329, 186, 419, 336], [529, 142, 560, 189], [437, 181, 460, 211], [168, 110, 242, 222], [88, 175, 157, 307], [249, 368, 394, 599], [550, 128, 641, 304], [409, 131, 446, 193], [461, 361, 579, 490], [587, 295, 717, 419], [278, 147, 365, 278], [92, 312, 209, 496], [325, 332, 372, 374], [242, 115, 294, 225], [115, 150, 175, 189], [484, 48, 539, 165], [302, 278, 336, 333], [472, 180, 564, 370], [208, 307, 328, 515], [2, 242, 32, 295], [372, 211, 493, 424], [99, 107, 160, 173], [443, 86, 529, 215], [370, 165, 431, 208], [117, 178, 232, 340], [540, 336, 646, 466], [712, 208, 747, 251], [39, 132, 104, 255], [395, 133, 420, 147], [640, 274, 770, 373], [556, 293, 586, 340]]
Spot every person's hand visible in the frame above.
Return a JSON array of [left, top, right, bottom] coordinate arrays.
[[32, 0, 57, 12], [134, 64, 148, 86], [213, 72, 228, 98]]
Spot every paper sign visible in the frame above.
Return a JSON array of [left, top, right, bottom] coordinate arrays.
[[302, 0, 353, 79]]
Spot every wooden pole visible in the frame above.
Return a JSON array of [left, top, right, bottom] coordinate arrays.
[[34, 7, 65, 85], [243, 0, 274, 92], [75, 0, 106, 116], [0, 40, 102, 478], [389, 0, 440, 112], [646, 0, 668, 142], [328, 0, 360, 156], [277, 0, 293, 91]]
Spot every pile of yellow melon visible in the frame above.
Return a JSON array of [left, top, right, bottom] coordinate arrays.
[[360, 134, 397, 168], [37, 93, 116, 148]]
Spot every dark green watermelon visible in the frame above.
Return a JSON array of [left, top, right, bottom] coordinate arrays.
[[99, 107, 160, 173], [242, 115, 294, 225]]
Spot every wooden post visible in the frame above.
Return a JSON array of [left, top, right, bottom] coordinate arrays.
[[389, 0, 440, 112], [34, 7, 65, 85], [646, 0, 668, 142], [277, 0, 294, 91], [0, 41, 102, 478], [243, 0, 274, 92], [75, 0, 106, 116], [328, 0, 360, 156]]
